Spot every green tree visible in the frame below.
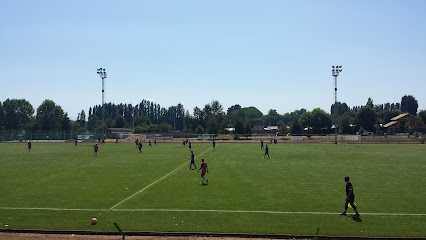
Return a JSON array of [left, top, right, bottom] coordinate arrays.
[[234, 109, 246, 134], [310, 108, 332, 134], [298, 112, 313, 133], [242, 106, 263, 127], [158, 123, 172, 133], [78, 110, 86, 127], [356, 106, 377, 132], [61, 113, 70, 131], [36, 99, 64, 130], [244, 120, 253, 134], [207, 115, 221, 134], [227, 104, 242, 124], [88, 114, 99, 131], [184, 110, 195, 132], [331, 102, 350, 116], [279, 122, 289, 135], [0, 101, 4, 130], [264, 109, 280, 126], [195, 125, 204, 134], [134, 115, 151, 127], [3, 98, 34, 129], [193, 107, 205, 130], [401, 95, 418, 115], [366, 97, 374, 108], [105, 118, 116, 129], [290, 118, 302, 134], [114, 115, 128, 128], [419, 110, 426, 123], [338, 113, 354, 134]]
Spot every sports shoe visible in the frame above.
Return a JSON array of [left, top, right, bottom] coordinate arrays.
[[340, 212, 346, 216], [206, 179, 209, 184], [354, 213, 360, 217]]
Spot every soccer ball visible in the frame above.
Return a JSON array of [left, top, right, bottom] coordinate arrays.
[[91, 218, 97, 225]]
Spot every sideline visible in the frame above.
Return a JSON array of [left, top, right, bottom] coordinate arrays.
[[1, 207, 425, 216], [109, 146, 212, 209]]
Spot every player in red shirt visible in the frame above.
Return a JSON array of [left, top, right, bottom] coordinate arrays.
[[94, 144, 98, 156], [27, 141, 32, 152], [135, 138, 139, 148], [74, 139, 78, 148], [154, 139, 157, 146], [101, 139, 105, 145], [197, 158, 209, 185]]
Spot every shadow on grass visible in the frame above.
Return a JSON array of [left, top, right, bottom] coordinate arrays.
[[351, 215, 362, 222]]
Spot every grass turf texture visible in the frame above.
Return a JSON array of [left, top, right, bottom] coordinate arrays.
[[0, 142, 425, 237]]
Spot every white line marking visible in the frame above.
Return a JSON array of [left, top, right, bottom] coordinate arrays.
[[110, 147, 212, 210], [0, 207, 425, 216]]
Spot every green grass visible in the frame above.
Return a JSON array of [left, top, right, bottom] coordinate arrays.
[[0, 142, 425, 237]]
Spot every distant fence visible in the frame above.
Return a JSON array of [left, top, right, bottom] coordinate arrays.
[[0, 130, 107, 142], [0, 130, 423, 144]]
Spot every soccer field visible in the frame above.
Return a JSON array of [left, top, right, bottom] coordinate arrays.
[[0, 142, 425, 237]]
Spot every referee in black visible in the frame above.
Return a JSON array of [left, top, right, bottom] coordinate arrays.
[[341, 176, 360, 217]]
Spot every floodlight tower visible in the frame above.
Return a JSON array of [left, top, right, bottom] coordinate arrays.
[[332, 66, 342, 144], [97, 68, 107, 137]]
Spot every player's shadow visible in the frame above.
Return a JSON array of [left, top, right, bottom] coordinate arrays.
[[351, 215, 362, 222]]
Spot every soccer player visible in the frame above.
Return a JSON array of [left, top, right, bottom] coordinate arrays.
[[197, 158, 209, 184], [341, 176, 360, 217], [212, 139, 216, 152], [74, 139, 78, 148], [94, 144, 98, 156], [260, 139, 264, 150], [182, 139, 186, 147], [149, 140, 152, 148], [154, 139, 157, 146], [101, 139, 105, 145], [135, 138, 139, 148], [138, 142, 142, 153], [188, 151, 197, 169], [27, 141, 32, 152], [269, 136, 273, 144], [188, 140, 192, 150], [263, 145, 270, 159]]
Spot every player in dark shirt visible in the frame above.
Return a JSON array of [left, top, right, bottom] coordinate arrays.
[[341, 176, 359, 217], [263, 145, 270, 159], [138, 142, 142, 153], [188, 151, 197, 170]]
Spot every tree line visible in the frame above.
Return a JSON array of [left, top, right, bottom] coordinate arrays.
[[0, 95, 425, 136]]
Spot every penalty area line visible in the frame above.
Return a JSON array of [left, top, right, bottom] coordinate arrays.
[[109, 147, 212, 210], [1, 207, 426, 216]]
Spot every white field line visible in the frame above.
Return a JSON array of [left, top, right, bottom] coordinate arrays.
[[109, 147, 212, 210], [0, 207, 425, 216]]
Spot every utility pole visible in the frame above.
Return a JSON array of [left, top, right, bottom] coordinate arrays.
[[332, 66, 342, 144], [97, 68, 107, 138]]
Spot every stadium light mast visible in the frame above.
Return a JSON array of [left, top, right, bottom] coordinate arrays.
[[332, 66, 342, 144], [97, 68, 107, 138]]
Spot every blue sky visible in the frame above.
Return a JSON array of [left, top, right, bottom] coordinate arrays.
[[1, 0, 425, 120]]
